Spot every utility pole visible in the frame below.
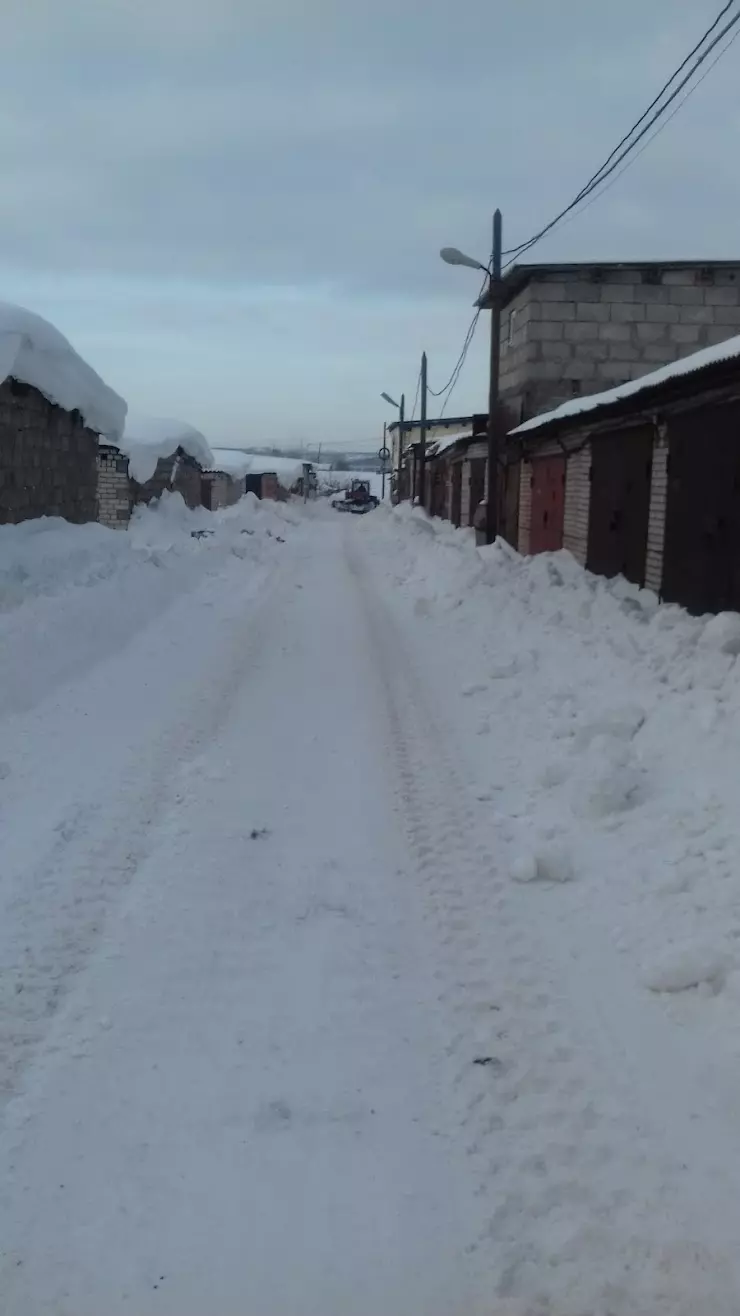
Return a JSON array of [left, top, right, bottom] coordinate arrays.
[[418, 351, 427, 507], [381, 422, 387, 502], [396, 392, 405, 503], [486, 209, 503, 545]]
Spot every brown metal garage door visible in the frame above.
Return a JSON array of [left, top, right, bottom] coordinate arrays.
[[587, 426, 652, 586], [662, 400, 740, 615], [530, 455, 565, 554]]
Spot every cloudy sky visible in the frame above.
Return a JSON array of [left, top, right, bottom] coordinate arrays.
[[1, 0, 738, 449]]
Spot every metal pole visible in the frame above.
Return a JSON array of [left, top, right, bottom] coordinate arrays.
[[419, 351, 427, 508], [486, 209, 503, 545], [396, 392, 405, 503], [382, 422, 387, 502]]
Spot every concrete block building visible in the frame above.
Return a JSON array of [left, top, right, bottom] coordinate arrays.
[[490, 260, 740, 425]]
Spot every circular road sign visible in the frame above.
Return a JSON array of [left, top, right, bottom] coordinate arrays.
[[378, 445, 391, 461]]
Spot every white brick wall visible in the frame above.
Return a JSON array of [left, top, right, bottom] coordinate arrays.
[[645, 438, 668, 594], [563, 445, 591, 565], [97, 449, 131, 529], [518, 461, 532, 553]]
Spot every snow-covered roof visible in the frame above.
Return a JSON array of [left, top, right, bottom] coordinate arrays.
[[0, 301, 126, 441], [511, 333, 740, 437], [120, 414, 215, 484], [207, 448, 252, 480], [218, 451, 304, 487], [428, 429, 475, 456]]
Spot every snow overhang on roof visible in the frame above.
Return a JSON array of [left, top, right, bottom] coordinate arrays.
[[0, 301, 127, 441], [509, 333, 740, 440], [119, 414, 214, 485]]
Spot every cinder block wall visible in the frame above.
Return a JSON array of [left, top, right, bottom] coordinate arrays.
[[500, 264, 740, 422], [0, 378, 98, 525], [97, 447, 132, 528]]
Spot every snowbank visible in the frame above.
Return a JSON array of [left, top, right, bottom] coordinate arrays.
[[363, 503, 740, 1025], [0, 492, 297, 717], [120, 413, 214, 485], [0, 301, 126, 440]]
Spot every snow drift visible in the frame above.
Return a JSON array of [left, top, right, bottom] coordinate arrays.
[[0, 301, 126, 440]]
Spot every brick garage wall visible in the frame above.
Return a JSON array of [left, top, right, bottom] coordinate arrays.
[[204, 473, 245, 510], [645, 438, 668, 594], [0, 378, 98, 525], [131, 450, 203, 509], [261, 473, 279, 500], [518, 461, 532, 553], [562, 445, 591, 565], [97, 446, 132, 528], [501, 263, 740, 422]]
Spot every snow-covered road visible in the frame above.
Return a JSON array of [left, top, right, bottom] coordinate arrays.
[[4, 504, 740, 1313]]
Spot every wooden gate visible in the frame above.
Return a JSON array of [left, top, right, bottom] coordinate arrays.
[[587, 426, 652, 586], [450, 462, 463, 527], [529, 454, 565, 554], [662, 400, 740, 615]]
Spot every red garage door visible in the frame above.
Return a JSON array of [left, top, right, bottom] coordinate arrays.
[[530, 455, 565, 554]]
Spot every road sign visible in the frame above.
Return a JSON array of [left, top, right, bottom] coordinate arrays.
[[378, 446, 390, 462]]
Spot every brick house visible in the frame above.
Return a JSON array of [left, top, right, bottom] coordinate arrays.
[[508, 332, 740, 616], [0, 303, 126, 527], [483, 260, 740, 427]]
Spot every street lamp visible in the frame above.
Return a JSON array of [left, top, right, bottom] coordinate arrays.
[[440, 247, 487, 273], [439, 210, 503, 545], [381, 390, 406, 504]]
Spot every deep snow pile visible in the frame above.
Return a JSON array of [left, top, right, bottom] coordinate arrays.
[[120, 413, 214, 484], [0, 301, 126, 440], [0, 493, 297, 717], [366, 505, 740, 1024]]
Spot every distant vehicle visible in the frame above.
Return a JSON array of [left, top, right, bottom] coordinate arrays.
[[331, 480, 380, 515]]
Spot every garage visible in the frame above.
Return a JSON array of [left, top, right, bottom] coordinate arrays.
[[587, 425, 653, 586], [529, 454, 565, 554]]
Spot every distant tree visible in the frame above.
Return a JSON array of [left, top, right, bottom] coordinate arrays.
[[333, 458, 350, 471]]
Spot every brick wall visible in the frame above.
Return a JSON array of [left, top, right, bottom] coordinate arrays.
[[645, 438, 668, 594], [131, 450, 203, 509], [500, 263, 740, 422], [0, 378, 99, 525], [562, 446, 591, 565], [261, 474, 279, 500], [518, 461, 532, 554], [204, 472, 245, 510], [97, 446, 132, 528]]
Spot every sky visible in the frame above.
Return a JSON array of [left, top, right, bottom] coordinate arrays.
[[1, 0, 739, 450]]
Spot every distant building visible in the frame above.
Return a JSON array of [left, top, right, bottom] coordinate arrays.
[[478, 260, 740, 425]]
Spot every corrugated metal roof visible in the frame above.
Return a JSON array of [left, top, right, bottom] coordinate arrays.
[[510, 333, 740, 439]]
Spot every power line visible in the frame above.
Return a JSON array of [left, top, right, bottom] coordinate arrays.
[[503, 0, 740, 269], [536, 22, 740, 245]]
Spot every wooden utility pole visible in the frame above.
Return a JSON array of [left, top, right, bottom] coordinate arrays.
[[486, 209, 503, 544], [418, 351, 427, 507]]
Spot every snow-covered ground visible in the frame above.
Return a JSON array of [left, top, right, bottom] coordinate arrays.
[[4, 500, 740, 1312]]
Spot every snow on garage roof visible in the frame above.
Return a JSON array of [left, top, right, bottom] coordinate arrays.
[[218, 452, 304, 486], [120, 414, 215, 485], [207, 448, 252, 479], [0, 301, 127, 441], [511, 332, 740, 437]]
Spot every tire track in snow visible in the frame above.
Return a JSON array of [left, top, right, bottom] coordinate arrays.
[[349, 530, 740, 1316], [0, 545, 296, 1112]]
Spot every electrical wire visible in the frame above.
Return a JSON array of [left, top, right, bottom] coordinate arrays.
[[502, 0, 740, 269], [529, 22, 740, 246]]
